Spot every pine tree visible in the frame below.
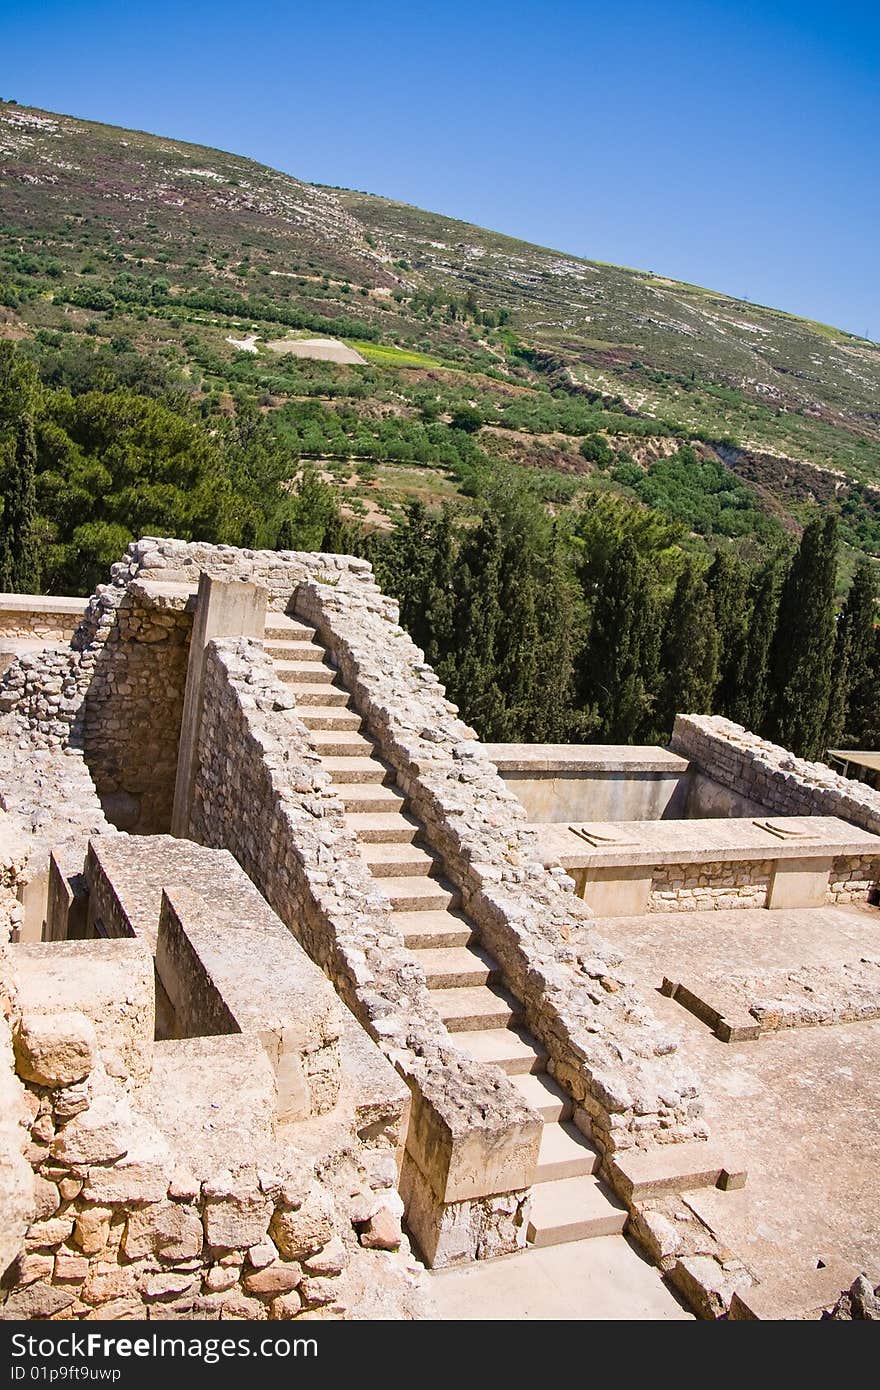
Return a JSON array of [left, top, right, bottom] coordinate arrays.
[[836, 560, 878, 747], [765, 514, 838, 759], [728, 559, 781, 732], [657, 562, 720, 735]]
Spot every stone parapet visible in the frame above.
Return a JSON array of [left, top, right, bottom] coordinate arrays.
[[297, 581, 705, 1158], [186, 636, 539, 1265], [672, 716, 880, 898]]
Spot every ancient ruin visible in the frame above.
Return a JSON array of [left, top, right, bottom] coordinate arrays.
[[1, 540, 879, 1321]]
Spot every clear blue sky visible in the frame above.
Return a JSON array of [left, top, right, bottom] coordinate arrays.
[[1, 0, 877, 337]]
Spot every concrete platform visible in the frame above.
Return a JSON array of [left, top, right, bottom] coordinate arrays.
[[428, 1235, 692, 1320]]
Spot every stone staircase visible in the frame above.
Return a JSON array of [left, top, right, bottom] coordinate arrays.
[[264, 613, 627, 1250]]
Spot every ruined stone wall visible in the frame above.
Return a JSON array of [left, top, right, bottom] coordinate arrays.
[[673, 716, 880, 853], [79, 592, 192, 833], [298, 581, 705, 1159], [0, 854, 36, 1278], [0, 538, 382, 816], [187, 637, 537, 1267], [0, 597, 87, 643], [0, 934, 426, 1321], [828, 856, 878, 905], [650, 861, 773, 911]]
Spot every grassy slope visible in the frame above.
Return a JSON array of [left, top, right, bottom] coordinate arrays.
[[1, 100, 878, 556]]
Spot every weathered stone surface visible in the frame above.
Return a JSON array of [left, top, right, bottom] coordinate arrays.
[[51, 1094, 132, 1165], [269, 1188, 334, 1261], [72, 1205, 113, 1255], [123, 1200, 204, 1261], [14, 1010, 96, 1087], [204, 1185, 273, 1251], [0, 1281, 77, 1319], [242, 1261, 303, 1296]]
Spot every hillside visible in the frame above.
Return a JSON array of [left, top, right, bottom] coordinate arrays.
[[1, 99, 880, 561]]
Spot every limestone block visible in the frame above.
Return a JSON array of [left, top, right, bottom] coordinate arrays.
[[73, 1206, 113, 1255], [51, 1094, 132, 1166], [242, 1261, 303, 1296], [81, 1119, 172, 1206], [12, 939, 154, 1086], [204, 1188, 274, 1251], [0, 1281, 78, 1319], [269, 1188, 334, 1261], [123, 1201, 204, 1262], [15, 1010, 97, 1088]]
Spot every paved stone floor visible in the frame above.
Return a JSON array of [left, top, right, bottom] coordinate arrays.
[[591, 903, 880, 1036], [428, 1235, 692, 1320], [598, 903, 880, 1289]]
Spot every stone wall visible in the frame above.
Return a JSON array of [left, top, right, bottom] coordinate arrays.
[[297, 581, 705, 1161], [672, 717, 880, 894], [186, 636, 539, 1267], [1, 928, 426, 1321], [78, 587, 192, 833], [650, 862, 773, 912], [0, 596, 87, 643], [0, 846, 36, 1277], [828, 856, 879, 905]]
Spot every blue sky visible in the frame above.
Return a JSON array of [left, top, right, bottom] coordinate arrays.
[[1, 0, 877, 337]]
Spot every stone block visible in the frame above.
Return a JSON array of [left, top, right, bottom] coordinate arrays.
[[728, 1260, 861, 1320], [156, 881, 343, 1121], [609, 1142, 747, 1202], [766, 857, 833, 910], [15, 1010, 97, 1087], [123, 1201, 204, 1261], [404, 1068, 542, 1206], [269, 1188, 334, 1261], [12, 939, 154, 1086]]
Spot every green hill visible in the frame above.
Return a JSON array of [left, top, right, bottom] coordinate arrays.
[[1, 98, 879, 559]]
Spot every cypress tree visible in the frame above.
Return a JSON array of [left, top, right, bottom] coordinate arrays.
[[765, 514, 838, 759], [657, 562, 720, 735], [836, 560, 878, 747], [578, 538, 660, 743], [706, 549, 748, 717], [728, 559, 781, 733], [0, 344, 40, 594], [447, 511, 507, 738]]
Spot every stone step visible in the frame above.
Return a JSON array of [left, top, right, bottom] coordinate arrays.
[[322, 755, 389, 785], [527, 1176, 627, 1247], [266, 638, 325, 662], [383, 876, 460, 912], [510, 1071, 573, 1123], [296, 702, 359, 723], [264, 619, 314, 640], [291, 689, 353, 711], [453, 1027, 546, 1075], [308, 729, 375, 756], [334, 783, 407, 813], [431, 985, 521, 1032], [274, 659, 339, 685], [394, 910, 474, 949], [346, 811, 420, 844], [536, 1122, 600, 1183], [411, 945, 497, 988], [361, 842, 439, 877]]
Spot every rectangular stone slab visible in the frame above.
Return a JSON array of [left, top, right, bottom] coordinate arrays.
[[609, 1141, 747, 1202]]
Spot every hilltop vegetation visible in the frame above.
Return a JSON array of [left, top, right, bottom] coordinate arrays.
[[1, 99, 879, 754], [0, 100, 878, 560]]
